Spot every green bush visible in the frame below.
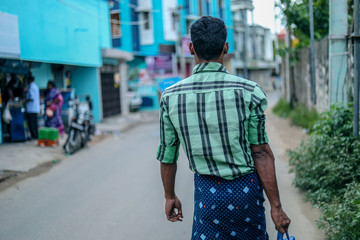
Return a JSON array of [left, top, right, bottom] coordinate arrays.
[[272, 98, 292, 118], [288, 134, 360, 203], [317, 183, 360, 240], [289, 104, 318, 132], [288, 104, 360, 239], [272, 99, 318, 131]]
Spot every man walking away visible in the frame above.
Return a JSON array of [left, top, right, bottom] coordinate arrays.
[[25, 75, 40, 139], [157, 16, 290, 239]]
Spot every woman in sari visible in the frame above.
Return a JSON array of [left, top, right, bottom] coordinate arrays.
[[45, 81, 64, 135]]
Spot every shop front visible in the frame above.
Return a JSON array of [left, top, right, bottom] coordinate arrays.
[[0, 59, 33, 143], [0, 59, 101, 143]]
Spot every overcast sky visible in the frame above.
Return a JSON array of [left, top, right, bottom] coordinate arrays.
[[252, 0, 283, 33]]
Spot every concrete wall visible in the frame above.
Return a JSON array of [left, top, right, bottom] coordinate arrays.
[[0, 0, 111, 67], [281, 38, 330, 112]]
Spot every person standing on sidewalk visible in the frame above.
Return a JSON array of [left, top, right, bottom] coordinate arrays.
[[25, 75, 40, 139], [157, 16, 290, 239]]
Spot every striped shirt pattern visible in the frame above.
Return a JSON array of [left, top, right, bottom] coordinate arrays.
[[156, 62, 268, 180]]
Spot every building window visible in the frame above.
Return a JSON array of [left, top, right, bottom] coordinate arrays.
[[143, 11, 150, 30], [111, 12, 121, 38]]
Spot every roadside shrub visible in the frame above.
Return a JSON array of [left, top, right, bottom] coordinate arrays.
[[317, 183, 360, 240], [272, 98, 292, 118], [312, 104, 353, 137], [288, 134, 360, 202], [288, 104, 360, 239], [289, 104, 318, 132], [272, 99, 318, 131]]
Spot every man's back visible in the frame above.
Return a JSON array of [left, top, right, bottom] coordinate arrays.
[[157, 62, 268, 180]]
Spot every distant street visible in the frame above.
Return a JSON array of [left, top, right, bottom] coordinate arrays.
[[0, 109, 323, 239]]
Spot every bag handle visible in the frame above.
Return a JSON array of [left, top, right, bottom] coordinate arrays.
[[277, 230, 291, 240]]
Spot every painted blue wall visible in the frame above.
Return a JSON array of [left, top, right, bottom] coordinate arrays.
[[119, 0, 134, 52], [139, 0, 178, 55], [71, 67, 102, 123], [191, 0, 199, 15], [0, 0, 111, 67], [31, 63, 53, 89], [225, 0, 234, 53]]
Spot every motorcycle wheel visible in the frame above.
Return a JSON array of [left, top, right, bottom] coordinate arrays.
[[64, 130, 82, 154]]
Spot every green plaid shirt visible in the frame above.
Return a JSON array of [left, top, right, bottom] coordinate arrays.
[[156, 62, 268, 180]]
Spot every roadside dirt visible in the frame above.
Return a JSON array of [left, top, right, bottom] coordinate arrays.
[[266, 108, 309, 163], [265, 107, 325, 239]]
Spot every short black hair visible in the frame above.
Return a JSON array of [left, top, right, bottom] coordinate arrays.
[[27, 74, 35, 82], [47, 80, 56, 88], [190, 16, 227, 61]]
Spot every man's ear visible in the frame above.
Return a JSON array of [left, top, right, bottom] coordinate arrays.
[[223, 42, 229, 54], [189, 42, 195, 55]]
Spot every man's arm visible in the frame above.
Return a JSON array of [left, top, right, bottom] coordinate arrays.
[[251, 143, 291, 234], [160, 162, 183, 222]]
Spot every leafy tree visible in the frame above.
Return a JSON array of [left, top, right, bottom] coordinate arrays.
[[276, 0, 329, 48], [277, 0, 354, 48]]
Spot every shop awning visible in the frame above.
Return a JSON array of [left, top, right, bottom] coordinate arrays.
[[101, 48, 133, 62]]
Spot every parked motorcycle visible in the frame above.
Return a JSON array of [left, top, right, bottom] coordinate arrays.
[[63, 99, 95, 154]]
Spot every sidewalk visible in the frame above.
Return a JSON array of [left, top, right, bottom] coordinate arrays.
[[0, 111, 158, 182]]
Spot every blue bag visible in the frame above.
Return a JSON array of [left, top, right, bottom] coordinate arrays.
[[277, 230, 295, 240]]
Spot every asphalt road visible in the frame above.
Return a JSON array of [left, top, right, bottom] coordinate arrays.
[[0, 122, 194, 240], [0, 117, 323, 239]]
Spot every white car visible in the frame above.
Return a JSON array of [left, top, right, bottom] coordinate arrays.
[[127, 91, 142, 112]]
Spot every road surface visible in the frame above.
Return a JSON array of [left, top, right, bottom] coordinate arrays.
[[0, 117, 323, 239]]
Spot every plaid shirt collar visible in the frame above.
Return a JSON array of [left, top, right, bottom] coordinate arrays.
[[192, 62, 230, 75]]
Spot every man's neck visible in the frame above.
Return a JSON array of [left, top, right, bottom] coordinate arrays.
[[196, 59, 223, 65]]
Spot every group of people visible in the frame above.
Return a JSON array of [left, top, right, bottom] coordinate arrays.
[[2, 75, 65, 140]]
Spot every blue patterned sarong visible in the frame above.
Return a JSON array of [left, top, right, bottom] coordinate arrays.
[[192, 172, 268, 240]]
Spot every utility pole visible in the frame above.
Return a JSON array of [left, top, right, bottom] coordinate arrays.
[[286, 0, 296, 107], [243, 10, 249, 79], [353, 0, 360, 136], [309, 0, 316, 104]]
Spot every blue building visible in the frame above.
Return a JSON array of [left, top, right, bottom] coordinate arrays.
[[0, 0, 135, 142], [108, 0, 235, 110]]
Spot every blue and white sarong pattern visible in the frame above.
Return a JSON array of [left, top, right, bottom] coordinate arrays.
[[192, 172, 268, 240]]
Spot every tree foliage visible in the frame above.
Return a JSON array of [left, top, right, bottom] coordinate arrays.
[[276, 0, 354, 48], [276, 0, 329, 48]]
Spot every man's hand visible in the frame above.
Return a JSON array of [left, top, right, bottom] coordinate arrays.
[[271, 206, 291, 234], [165, 195, 183, 222]]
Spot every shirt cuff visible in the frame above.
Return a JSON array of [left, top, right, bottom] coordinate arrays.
[[248, 128, 269, 145], [156, 144, 180, 163]]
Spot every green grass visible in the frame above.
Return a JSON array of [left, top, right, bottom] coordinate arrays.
[[272, 98, 319, 132], [272, 98, 292, 118]]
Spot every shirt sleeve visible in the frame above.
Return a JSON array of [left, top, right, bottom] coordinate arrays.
[[248, 85, 269, 145], [156, 95, 180, 163]]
